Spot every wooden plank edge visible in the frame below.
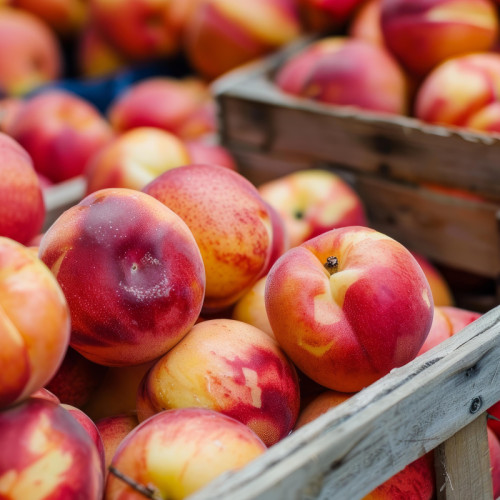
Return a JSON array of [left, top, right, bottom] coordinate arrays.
[[189, 307, 500, 500]]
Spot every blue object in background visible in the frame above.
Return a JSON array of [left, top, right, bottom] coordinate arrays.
[[29, 53, 193, 114]]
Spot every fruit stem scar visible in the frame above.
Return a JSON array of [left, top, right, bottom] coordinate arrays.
[[108, 466, 164, 499], [324, 256, 339, 275], [131, 263, 138, 272]]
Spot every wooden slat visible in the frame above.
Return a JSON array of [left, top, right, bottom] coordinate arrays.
[[226, 147, 500, 279], [215, 50, 500, 201], [435, 413, 493, 500], [189, 307, 500, 500]]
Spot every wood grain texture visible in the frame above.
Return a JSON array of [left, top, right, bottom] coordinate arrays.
[[214, 44, 500, 201], [435, 413, 493, 500], [189, 307, 500, 500]]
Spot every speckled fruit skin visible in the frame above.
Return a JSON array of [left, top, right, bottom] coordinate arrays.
[[84, 127, 190, 194], [414, 52, 500, 132], [95, 414, 138, 478], [0, 398, 104, 499], [136, 318, 300, 446], [7, 89, 114, 183], [0, 237, 70, 409], [143, 164, 273, 313], [107, 77, 216, 140], [105, 407, 266, 500], [265, 226, 434, 392], [275, 37, 409, 115], [38, 188, 206, 367], [184, 0, 302, 80], [0, 133, 45, 245], [363, 453, 435, 499], [380, 0, 499, 78], [258, 169, 367, 249]]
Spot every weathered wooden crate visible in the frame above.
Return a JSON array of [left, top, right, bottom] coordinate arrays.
[[190, 306, 500, 500], [212, 39, 500, 311]]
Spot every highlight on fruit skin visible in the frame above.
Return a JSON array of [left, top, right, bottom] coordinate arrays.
[[265, 226, 434, 393], [38, 187, 206, 367], [104, 407, 267, 500]]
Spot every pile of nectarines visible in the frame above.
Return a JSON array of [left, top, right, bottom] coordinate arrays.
[[1, 1, 500, 498]]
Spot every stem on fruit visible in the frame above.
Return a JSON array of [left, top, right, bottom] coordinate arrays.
[[324, 256, 339, 275], [108, 466, 164, 499]]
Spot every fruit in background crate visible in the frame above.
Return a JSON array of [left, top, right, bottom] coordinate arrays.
[[349, 0, 385, 47], [136, 318, 300, 446], [105, 407, 266, 500], [298, 0, 366, 31], [83, 360, 156, 421], [12, 0, 88, 36], [232, 277, 275, 338], [184, 0, 302, 80], [415, 52, 500, 133], [411, 251, 454, 307], [76, 23, 130, 79], [380, 0, 499, 78], [275, 37, 409, 115], [258, 169, 368, 249], [89, 0, 193, 61], [45, 347, 108, 408], [0, 237, 70, 408], [364, 453, 435, 499], [294, 390, 353, 429], [0, 8, 62, 96], [84, 127, 190, 193], [0, 398, 104, 499], [95, 414, 138, 479], [265, 226, 434, 392], [7, 89, 114, 184], [417, 306, 481, 355], [0, 133, 45, 245], [38, 188, 206, 366], [108, 77, 216, 140], [186, 139, 238, 171], [143, 164, 273, 313], [62, 403, 106, 474]]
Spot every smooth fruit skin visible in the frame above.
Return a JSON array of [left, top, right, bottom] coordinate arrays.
[[414, 52, 500, 130], [258, 169, 368, 248], [184, 0, 302, 80], [143, 164, 273, 313], [0, 237, 70, 408], [275, 37, 409, 115], [107, 77, 216, 140], [265, 226, 434, 392], [380, 0, 499, 78], [84, 127, 191, 194], [0, 8, 62, 96], [0, 398, 103, 499], [8, 89, 114, 183], [38, 188, 206, 366], [0, 133, 45, 245], [294, 390, 353, 429], [136, 318, 300, 446], [105, 408, 266, 500]]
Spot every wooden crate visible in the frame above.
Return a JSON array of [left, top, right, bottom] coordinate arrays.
[[189, 306, 500, 500], [212, 40, 500, 310]]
